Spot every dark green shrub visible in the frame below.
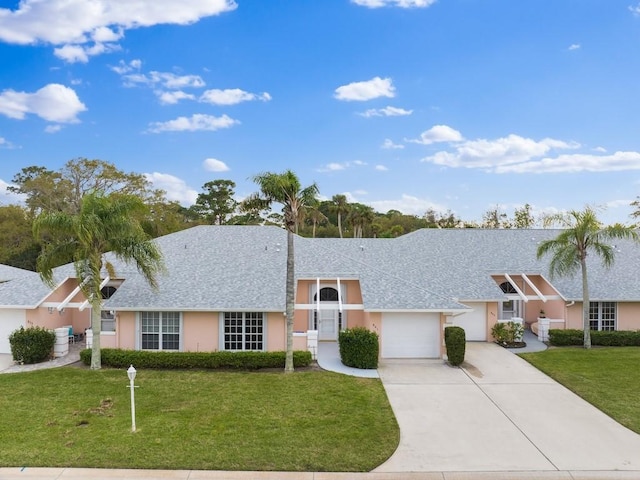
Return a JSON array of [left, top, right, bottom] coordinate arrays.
[[549, 329, 640, 347], [338, 327, 379, 369], [80, 348, 313, 370], [444, 326, 465, 366], [9, 326, 56, 364]]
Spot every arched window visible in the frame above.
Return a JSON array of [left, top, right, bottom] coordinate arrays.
[[313, 287, 339, 302]]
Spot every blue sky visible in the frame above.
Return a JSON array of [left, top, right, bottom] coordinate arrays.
[[2, 0, 640, 225]]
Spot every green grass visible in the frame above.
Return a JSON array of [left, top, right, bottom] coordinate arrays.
[[0, 368, 399, 471], [520, 347, 640, 434]]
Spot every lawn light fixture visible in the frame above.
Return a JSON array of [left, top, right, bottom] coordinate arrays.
[[127, 365, 137, 432]]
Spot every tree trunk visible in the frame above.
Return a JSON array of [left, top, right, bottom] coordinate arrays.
[[581, 258, 591, 349], [90, 299, 102, 369], [284, 229, 295, 373], [338, 213, 343, 239]]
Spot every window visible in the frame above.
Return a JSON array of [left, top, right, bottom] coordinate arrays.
[[589, 302, 616, 331], [101, 286, 117, 332], [223, 312, 264, 351], [499, 281, 517, 294], [140, 311, 181, 350]]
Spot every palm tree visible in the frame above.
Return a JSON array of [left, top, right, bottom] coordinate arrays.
[[33, 192, 165, 369], [537, 206, 638, 348], [330, 194, 349, 238], [307, 202, 328, 238], [244, 170, 319, 372]]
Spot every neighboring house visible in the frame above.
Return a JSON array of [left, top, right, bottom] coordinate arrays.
[[0, 225, 639, 358]]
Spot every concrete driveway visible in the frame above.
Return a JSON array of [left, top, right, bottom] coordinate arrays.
[[375, 342, 640, 473]]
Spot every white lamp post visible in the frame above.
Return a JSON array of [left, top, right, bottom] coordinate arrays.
[[127, 365, 137, 432]]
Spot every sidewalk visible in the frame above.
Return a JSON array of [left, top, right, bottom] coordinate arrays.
[[1, 467, 639, 479]]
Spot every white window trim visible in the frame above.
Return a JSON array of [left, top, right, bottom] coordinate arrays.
[[135, 311, 183, 351], [219, 312, 267, 351], [589, 302, 617, 331]]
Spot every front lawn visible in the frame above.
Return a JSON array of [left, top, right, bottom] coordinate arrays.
[[0, 368, 399, 471], [520, 347, 640, 434]]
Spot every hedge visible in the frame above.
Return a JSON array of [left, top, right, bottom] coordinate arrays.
[[9, 326, 56, 364], [80, 348, 313, 370], [549, 329, 640, 347], [338, 327, 379, 369], [444, 325, 465, 366]]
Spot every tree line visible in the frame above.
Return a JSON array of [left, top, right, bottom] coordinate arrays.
[[1, 157, 637, 271]]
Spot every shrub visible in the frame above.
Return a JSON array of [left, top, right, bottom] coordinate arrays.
[[549, 329, 640, 347], [444, 326, 465, 366], [80, 348, 313, 370], [338, 327, 379, 369], [491, 321, 524, 344], [9, 326, 56, 364]]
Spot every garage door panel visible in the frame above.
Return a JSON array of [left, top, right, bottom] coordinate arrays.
[[382, 312, 440, 358], [0, 309, 26, 354], [452, 302, 487, 341]]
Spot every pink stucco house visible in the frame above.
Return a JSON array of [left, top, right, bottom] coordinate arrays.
[[1, 225, 639, 358]]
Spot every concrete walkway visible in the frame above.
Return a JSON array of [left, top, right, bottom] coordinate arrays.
[[0, 341, 83, 374], [376, 342, 640, 473], [316, 341, 378, 378]]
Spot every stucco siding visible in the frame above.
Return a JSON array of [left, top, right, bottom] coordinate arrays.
[[267, 312, 286, 351], [183, 312, 218, 352]]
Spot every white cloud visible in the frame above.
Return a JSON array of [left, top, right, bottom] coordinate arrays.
[[630, 3, 640, 16], [147, 114, 239, 133], [0, 83, 86, 123], [317, 160, 369, 172], [0, 136, 16, 148], [382, 138, 404, 149], [334, 76, 395, 101], [54, 40, 120, 63], [352, 0, 436, 8], [0, 0, 237, 62], [594, 146, 607, 153], [144, 172, 198, 205], [0, 179, 25, 203], [122, 71, 205, 89], [359, 106, 413, 117], [110, 59, 141, 74], [203, 158, 230, 172], [44, 125, 63, 133], [495, 151, 640, 174], [568, 43, 581, 51], [200, 88, 271, 105], [410, 124, 463, 145], [156, 90, 196, 105], [375, 165, 389, 171], [423, 134, 580, 170]]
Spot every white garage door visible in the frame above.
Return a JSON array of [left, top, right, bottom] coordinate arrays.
[[452, 302, 487, 341], [382, 312, 441, 358], [0, 309, 26, 354]]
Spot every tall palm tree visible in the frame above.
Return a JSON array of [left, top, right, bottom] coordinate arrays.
[[330, 194, 349, 238], [307, 202, 328, 238], [33, 192, 165, 369], [244, 170, 319, 372], [537, 207, 638, 348]]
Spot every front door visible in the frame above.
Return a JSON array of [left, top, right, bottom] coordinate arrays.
[[318, 307, 338, 341], [312, 286, 344, 341]]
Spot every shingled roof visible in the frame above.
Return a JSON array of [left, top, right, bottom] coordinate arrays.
[[3, 225, 640, 312]]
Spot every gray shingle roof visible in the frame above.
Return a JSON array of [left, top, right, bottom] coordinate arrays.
[[4, 226, 640, 312]]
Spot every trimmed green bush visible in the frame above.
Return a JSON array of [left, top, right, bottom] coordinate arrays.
[[9, 326, 56, 364], [339, 327, 379, 369], [444, 325, 465, 366], [549, 329, 640, 347], [80, 348, 313, 370]]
